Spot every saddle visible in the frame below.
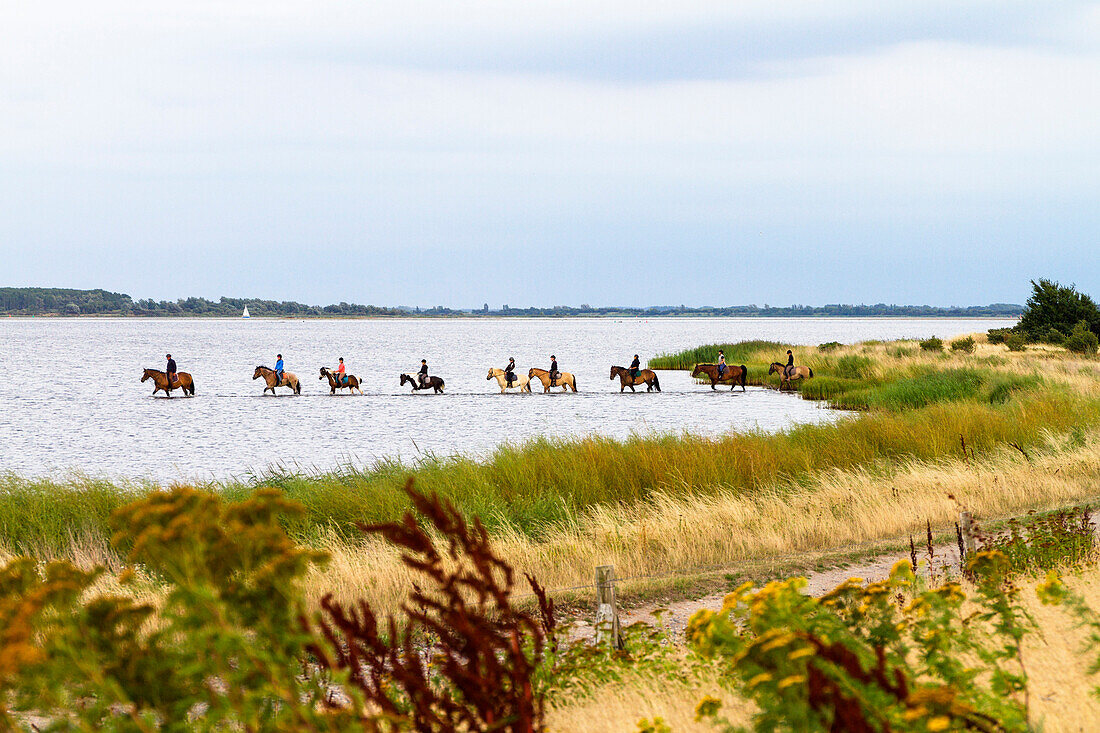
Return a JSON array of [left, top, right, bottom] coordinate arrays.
[[168, 373, 179, 385]]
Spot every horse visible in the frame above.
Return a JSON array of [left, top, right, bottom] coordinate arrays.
[[141, 368, 195, 397], [769, 362, 814, 390], [691, 363, 748, 391], [253, 365, 301, 395], [610, 365, 661, 392], [401, 373, 445, 394], [320, 367, 362, 394], [528, 367, 578, 393], [487, 367, 531, 393]]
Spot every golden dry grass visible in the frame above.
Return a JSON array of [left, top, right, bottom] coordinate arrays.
[[310, 427, 1100, 614]]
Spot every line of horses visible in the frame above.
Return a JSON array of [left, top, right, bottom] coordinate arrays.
[[140, 359, 813, 397]]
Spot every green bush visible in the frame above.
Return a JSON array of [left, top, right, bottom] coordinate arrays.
[[919, 336, 944, 352], [818, 341, 842, 351], [1006, 333, 1027, 352], [950, 336, 976, 354], [1043, 327, 1066, 345], [1018, 279, 1100, 340], [833, 354, 874, 379], [1065, 320, 1099, 355], [987, 328, 1014, 344]]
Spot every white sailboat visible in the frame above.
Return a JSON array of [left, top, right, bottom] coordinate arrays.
[[242, 306, 251, 319]]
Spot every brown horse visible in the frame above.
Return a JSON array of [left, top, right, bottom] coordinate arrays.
[[691, 363, 748, 391], [253, 365, 301, 395], [610, 365, 661, 392], [141, 368, 195, 397], [319, 367, 362, 394], [769, 362, 814, 390], [528, 367, 578, 393]]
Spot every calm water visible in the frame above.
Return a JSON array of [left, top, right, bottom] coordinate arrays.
[[0, 317, 1014, 482]]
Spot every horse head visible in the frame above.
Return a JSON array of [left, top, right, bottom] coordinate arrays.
[[319, 367, 330, 380], [141, 368, 154, 382], [528, 368, 536, 378], [691, 364, 703, 377], [768, 363, 781, 375], [486, 369, 496, 380], [253, 366, 266, 380], [609, 366, 620, 380]]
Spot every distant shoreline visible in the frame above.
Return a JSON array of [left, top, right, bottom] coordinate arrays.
[[1, 313, 1021, 320]]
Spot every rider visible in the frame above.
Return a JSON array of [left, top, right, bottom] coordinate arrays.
[[418, 359, 429, 387], [336, 357, 347, 386], [717, 350, 727, 378], [165, 353, 177, 387], [274, 354, 285, 386], [629, 354, 641, 382], [549, 355, 559, 388], [784, 349, 794, 379], [504, 357, 516, 387]]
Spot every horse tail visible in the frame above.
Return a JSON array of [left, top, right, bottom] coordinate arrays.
[[652, 373, 661, 392], [572, 376, 578, 392], [808, 367, 814, 378], [189, 378, 195, 396], [741, 365, 747, 389], [295, 378, 302, 395]]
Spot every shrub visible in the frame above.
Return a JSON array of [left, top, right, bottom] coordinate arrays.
[[1065, 320, 1100, 355], [950, 336, 976, 354], [987, 328, 1013, 344], [818, 341, 842, 351], [980, 506, 1094, 575], [919, 336, 943, 352], [1005, 333, 1027, 352], [689, 555, 1032, 732], [1043, 327, 1066, 345], [1018, 279, 1100, 340]]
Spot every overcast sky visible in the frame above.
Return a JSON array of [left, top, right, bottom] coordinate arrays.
[[1, 1, 1097, 307]]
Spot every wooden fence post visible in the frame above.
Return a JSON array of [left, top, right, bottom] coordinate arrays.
[[594, 565, 624, 650], [960, 511, 976, 558]]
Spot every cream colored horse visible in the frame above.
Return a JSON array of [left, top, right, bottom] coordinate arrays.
[[486, 367, 531, 393], [768, 362, 814, 391]]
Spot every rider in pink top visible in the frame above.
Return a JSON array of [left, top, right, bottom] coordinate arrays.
[[336, 357, 346, 385]]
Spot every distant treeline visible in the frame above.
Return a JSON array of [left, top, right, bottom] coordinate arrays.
[[0, 287, 1023, 318]]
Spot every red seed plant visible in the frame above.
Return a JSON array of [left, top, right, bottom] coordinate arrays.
[[311, 479, 551, 732]]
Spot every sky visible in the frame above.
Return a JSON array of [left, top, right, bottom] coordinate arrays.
[[1, 1, 1097, 308]]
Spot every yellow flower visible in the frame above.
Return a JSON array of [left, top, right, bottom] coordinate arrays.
[[788, 646, 816, 661], [778, 675, 806, 690], [759, 632, 796, 653], [747, 672, 773, 688], [694, 696, 722, 721], [1036, 570, 1067, 606], [926, 715, 951, 731]]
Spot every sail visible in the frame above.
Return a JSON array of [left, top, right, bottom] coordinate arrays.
[[242, 306, 250, 318]]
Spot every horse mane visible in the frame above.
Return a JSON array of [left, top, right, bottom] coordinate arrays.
[[256, 365, 271, 371], [144, 367, 163, 374]]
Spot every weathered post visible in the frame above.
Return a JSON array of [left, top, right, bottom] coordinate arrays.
[[960, 511, 976, 558], [594, 565, 624, 650]]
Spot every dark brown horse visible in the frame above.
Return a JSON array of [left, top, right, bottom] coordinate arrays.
[[610, 365, 661, 392], [141, 368, 195, 397], [691, 363, 748, 391], [401, 373, 445, 394], [320, 367, 362, 394]]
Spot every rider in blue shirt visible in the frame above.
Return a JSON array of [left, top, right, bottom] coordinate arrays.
[[275, 354, 284, 386]]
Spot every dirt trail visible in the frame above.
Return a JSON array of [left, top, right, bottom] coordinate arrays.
[[571, 540, 964, 640]]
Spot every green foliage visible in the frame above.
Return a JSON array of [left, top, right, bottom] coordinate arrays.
[[980, 506, 1094, 575], [919, 336, 944, 352], [1064, 320, 1099, 355], [689, 555, 1032, 732], [950, 336, 976, 354], [1018, 279, 1100, 340], [817, 341, 842, 351], [1, 488, 341, 731], [1043, 327, 1066, 345], [987, 327, 1014, 344], [1005, 333, 1027, 352], [832, 354, 874, 379], [829, 369, 985, 411]]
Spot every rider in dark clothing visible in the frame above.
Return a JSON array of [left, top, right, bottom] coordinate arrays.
[[717, 350, 727, 378], [504, 357, 516, 386], [785, 350, 794, 378], [165, 354, 177, 387], [418, 360, 429, 387], [549, 355, 558, 388], [630, 355, 641, 381]]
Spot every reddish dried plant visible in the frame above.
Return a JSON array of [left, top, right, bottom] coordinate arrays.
[[311, 479, 549, 732]]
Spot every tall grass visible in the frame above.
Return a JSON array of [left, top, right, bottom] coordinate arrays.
[[2, 388, 1096, 555]]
